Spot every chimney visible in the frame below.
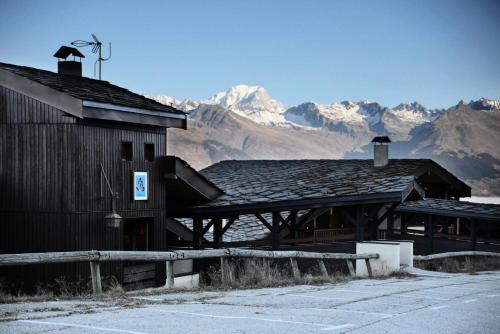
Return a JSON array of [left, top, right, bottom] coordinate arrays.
[[53, 46, 85, 76], [372, 136, 391, 167]]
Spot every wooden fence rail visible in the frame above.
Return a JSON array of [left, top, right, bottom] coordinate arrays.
[[0, 249, 379, 294], [414, 251, 500, 261]]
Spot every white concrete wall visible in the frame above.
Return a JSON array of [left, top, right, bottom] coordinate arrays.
[[374, 240, 414, 267], [356, 242, 400, 276], [397, 241, 413, 267], [170, 274, 200, 289]]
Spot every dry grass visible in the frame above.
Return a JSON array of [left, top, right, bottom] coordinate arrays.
[[0, 276, 125, 303], [414, 256, 500, 274], [202, 258, 350, 290]]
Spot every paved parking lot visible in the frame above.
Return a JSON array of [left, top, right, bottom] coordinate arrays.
[[1, 270, 500, 333]]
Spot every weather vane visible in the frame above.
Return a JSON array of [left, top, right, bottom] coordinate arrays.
[[71, 34, 111, 80]]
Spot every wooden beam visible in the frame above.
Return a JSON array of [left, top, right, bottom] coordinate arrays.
[[221, 218, 237, 235], [341, 208, 357, 227], [272, 212, 281, 250], [428, 215, 434, 253], [213, 219, 222, 247], [296, 208, 330, 228], [201, 219, 215, 236], [356, 208, 365, 242], [278, 211, 295, 232], [374, 203, 399, 226], [288, 210, 298, 239], [387, 210, 394, 239], [193, 218, 203, 250], [255, 213, 273, 232]]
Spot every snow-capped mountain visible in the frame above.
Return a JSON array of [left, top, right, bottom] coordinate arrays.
[[469, 98, 500, 111], [149, 85, 448, 139], [202, 85, 286, 125], [153, 87, 499, 195], [152, 95, 199, 113]]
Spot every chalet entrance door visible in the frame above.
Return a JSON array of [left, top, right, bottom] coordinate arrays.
[[122, 217, 156, 290]]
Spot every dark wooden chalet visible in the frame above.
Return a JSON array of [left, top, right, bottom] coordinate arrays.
[[0, 56, 189, 289]]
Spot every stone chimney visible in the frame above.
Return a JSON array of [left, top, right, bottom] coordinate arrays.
[[53, 46, 85, 76], [372, 136, 391, 167]]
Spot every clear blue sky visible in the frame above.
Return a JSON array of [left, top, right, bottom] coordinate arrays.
[[1, 0, 499, 109]]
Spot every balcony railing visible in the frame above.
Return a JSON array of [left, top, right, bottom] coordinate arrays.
[[314, 228, 356, 243]]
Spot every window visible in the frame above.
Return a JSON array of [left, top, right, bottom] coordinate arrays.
[[144, 143, 155, 162], [121, 141, 133, 161]]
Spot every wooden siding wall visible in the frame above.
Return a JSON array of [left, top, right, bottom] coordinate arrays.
[[0, 86, 76, 124], [0, 85, 170, 287]]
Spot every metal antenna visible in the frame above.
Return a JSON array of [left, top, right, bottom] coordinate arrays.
[[71, 33, 111, 80]]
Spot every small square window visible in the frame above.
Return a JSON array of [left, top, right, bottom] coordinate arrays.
[[144, 143, 155, 162], [121, 142, 133, 161]]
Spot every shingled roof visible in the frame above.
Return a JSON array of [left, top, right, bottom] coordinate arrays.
[[395, 198, 500, 221], [0, 62, 184, 115], [167, 159, 454, 217], [170, 159, 472, 240]]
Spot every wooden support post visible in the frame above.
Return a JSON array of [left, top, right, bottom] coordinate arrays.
[[346, 259, 355, 276], [471, 219, 477, 251], [193, 218, 203, 273], [356, 208, 364, 242], [166, 260, 175, 288], [193, 218, 203, 250], [364, 259, 373, 278], [272, 212, 281, 250], [401, 215, 408, 235], [290, 258, 300, 279], [213, 218, 222, 248], [90, 261, 102, 294], [387, 211, 394, 239], [317, 259, 328, 277], [428, 215, 434, 253], [289, 210, 298, 239]]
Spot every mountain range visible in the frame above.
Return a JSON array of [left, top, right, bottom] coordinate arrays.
[[147, 85, 500, 196]]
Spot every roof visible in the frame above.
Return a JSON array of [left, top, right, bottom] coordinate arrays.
[[163, 156, 224, 204], [53, 46, 85, 59], [168, 159, 440, 216], [395, 198, 500, 221], [0, 62, 184, 115]]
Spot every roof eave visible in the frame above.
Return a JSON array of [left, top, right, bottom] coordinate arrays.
[[167, 191, 405, 218], [394, 205, 500, 221], [0, 67, 83, 118], [82, 101, 187, 129]]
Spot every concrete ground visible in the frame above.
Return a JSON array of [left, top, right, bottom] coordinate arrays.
[[1, 271, 500, 334]]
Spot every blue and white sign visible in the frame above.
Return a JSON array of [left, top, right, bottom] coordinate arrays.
[[133, 172, 148, 201]]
